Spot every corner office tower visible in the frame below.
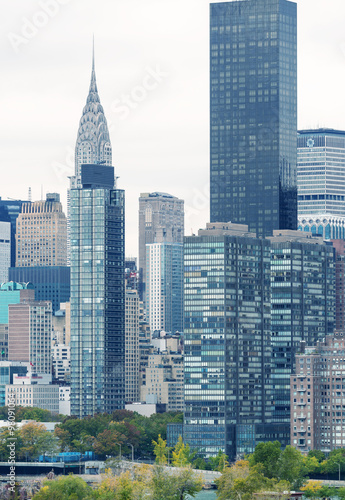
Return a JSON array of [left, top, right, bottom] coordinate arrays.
[[70, 50, 125, 417], [210, 0, 297, 237]]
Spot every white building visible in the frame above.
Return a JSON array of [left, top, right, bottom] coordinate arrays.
[[140, 350, 184, 412], [298, 129, 345, 238], [52, 344, 70, 383], [5, 372, 59, 413], [59, 386, 70, 416]]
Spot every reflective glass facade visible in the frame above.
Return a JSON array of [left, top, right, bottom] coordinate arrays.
[[70, 177, 125, 417], [146, 242, 183, 334], [210, 0, 297, 237], [183, 233, 275, 459], [270, 238, 335, 423]]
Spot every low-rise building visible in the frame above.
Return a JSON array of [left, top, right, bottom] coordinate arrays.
[[140, 348, 184, 412], [5, 372, 59, 413]]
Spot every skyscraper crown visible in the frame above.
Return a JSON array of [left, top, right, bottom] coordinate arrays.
[[73, 41, 112, 186]]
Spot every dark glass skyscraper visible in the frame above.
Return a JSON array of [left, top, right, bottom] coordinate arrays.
[[70, 165, 125, 417], [183, 223, 289, 460], [210, 0, 297, 237], [269, 231, 335, 424]]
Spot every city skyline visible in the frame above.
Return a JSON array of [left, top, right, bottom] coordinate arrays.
[[2, 0, 345, 256]]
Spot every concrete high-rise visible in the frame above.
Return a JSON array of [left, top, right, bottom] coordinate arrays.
[[125, 289, 140, 403], [297, 129, 345, 238], [210, 0, 297, 237], [292, 333, 345, 454], [70, 164, 125, 417], [8, 299, 52, 375], [138, 192, 184, 301], [16, 193, 67, 267], [0, 282, 36, 361]]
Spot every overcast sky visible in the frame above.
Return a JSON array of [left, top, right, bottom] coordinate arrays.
[[2, 0, 345, 256]]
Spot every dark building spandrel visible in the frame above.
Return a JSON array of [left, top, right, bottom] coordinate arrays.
[[210, 0, 297, 237]]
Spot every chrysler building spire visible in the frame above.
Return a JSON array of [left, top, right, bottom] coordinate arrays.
[[72, 40, 112, 188]]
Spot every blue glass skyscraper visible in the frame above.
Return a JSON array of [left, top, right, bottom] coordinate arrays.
[[210, 0, 297, 237], [70, 165, 125, 417]]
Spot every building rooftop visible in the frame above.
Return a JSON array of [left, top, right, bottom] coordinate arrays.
[[140, 192, 177, 199], [197, 222, 256, 238], [298, 128, 345, 137]]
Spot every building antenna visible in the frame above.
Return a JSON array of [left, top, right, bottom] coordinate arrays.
[[28, 187, 32, 202], [41, 185, 43, 200]]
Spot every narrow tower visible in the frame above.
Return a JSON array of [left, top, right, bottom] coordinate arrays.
[[69, 44, 125, 417]]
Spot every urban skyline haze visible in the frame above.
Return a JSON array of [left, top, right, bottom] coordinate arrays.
[[2, 0, 345, 255]]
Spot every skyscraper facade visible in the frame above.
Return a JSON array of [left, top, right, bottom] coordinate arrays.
[[138, 192, 184, 301], [210, 0, 297, 237], [16, 193, 67, 267], [297, 129, 345, 238], [70, 164, 125, 417], [0, 197, 28, 268], [0, 222, 11, 283], [125, 289, 140, 403], [146, 242, 183, 334], [183, 223, 289, 459], [269, 230, 335, 423], [8, 299, 52, 375], [331, 239, 345, 332]]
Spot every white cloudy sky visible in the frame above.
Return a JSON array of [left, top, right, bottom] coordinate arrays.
[[1, 0, 345, 256]]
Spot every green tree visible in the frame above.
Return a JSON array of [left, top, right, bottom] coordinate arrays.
[[0, 406, 61, 422], [32, 475, 92, 500], [18, 421, 55, 461], [209, 449, 229, 472], [217, 460, 270, 500], [92, 428, 126, 458], [276, 445, 306, 489], [217, 460, 291, 500], [150, 464, 202, 500], [0, 427, 22, 461], [320, 447, 345, 478], [308, 449, 325, 462], [248, 441, 281, 479]]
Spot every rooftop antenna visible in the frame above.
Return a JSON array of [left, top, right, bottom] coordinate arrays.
[[28, 187, 32, 202]]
